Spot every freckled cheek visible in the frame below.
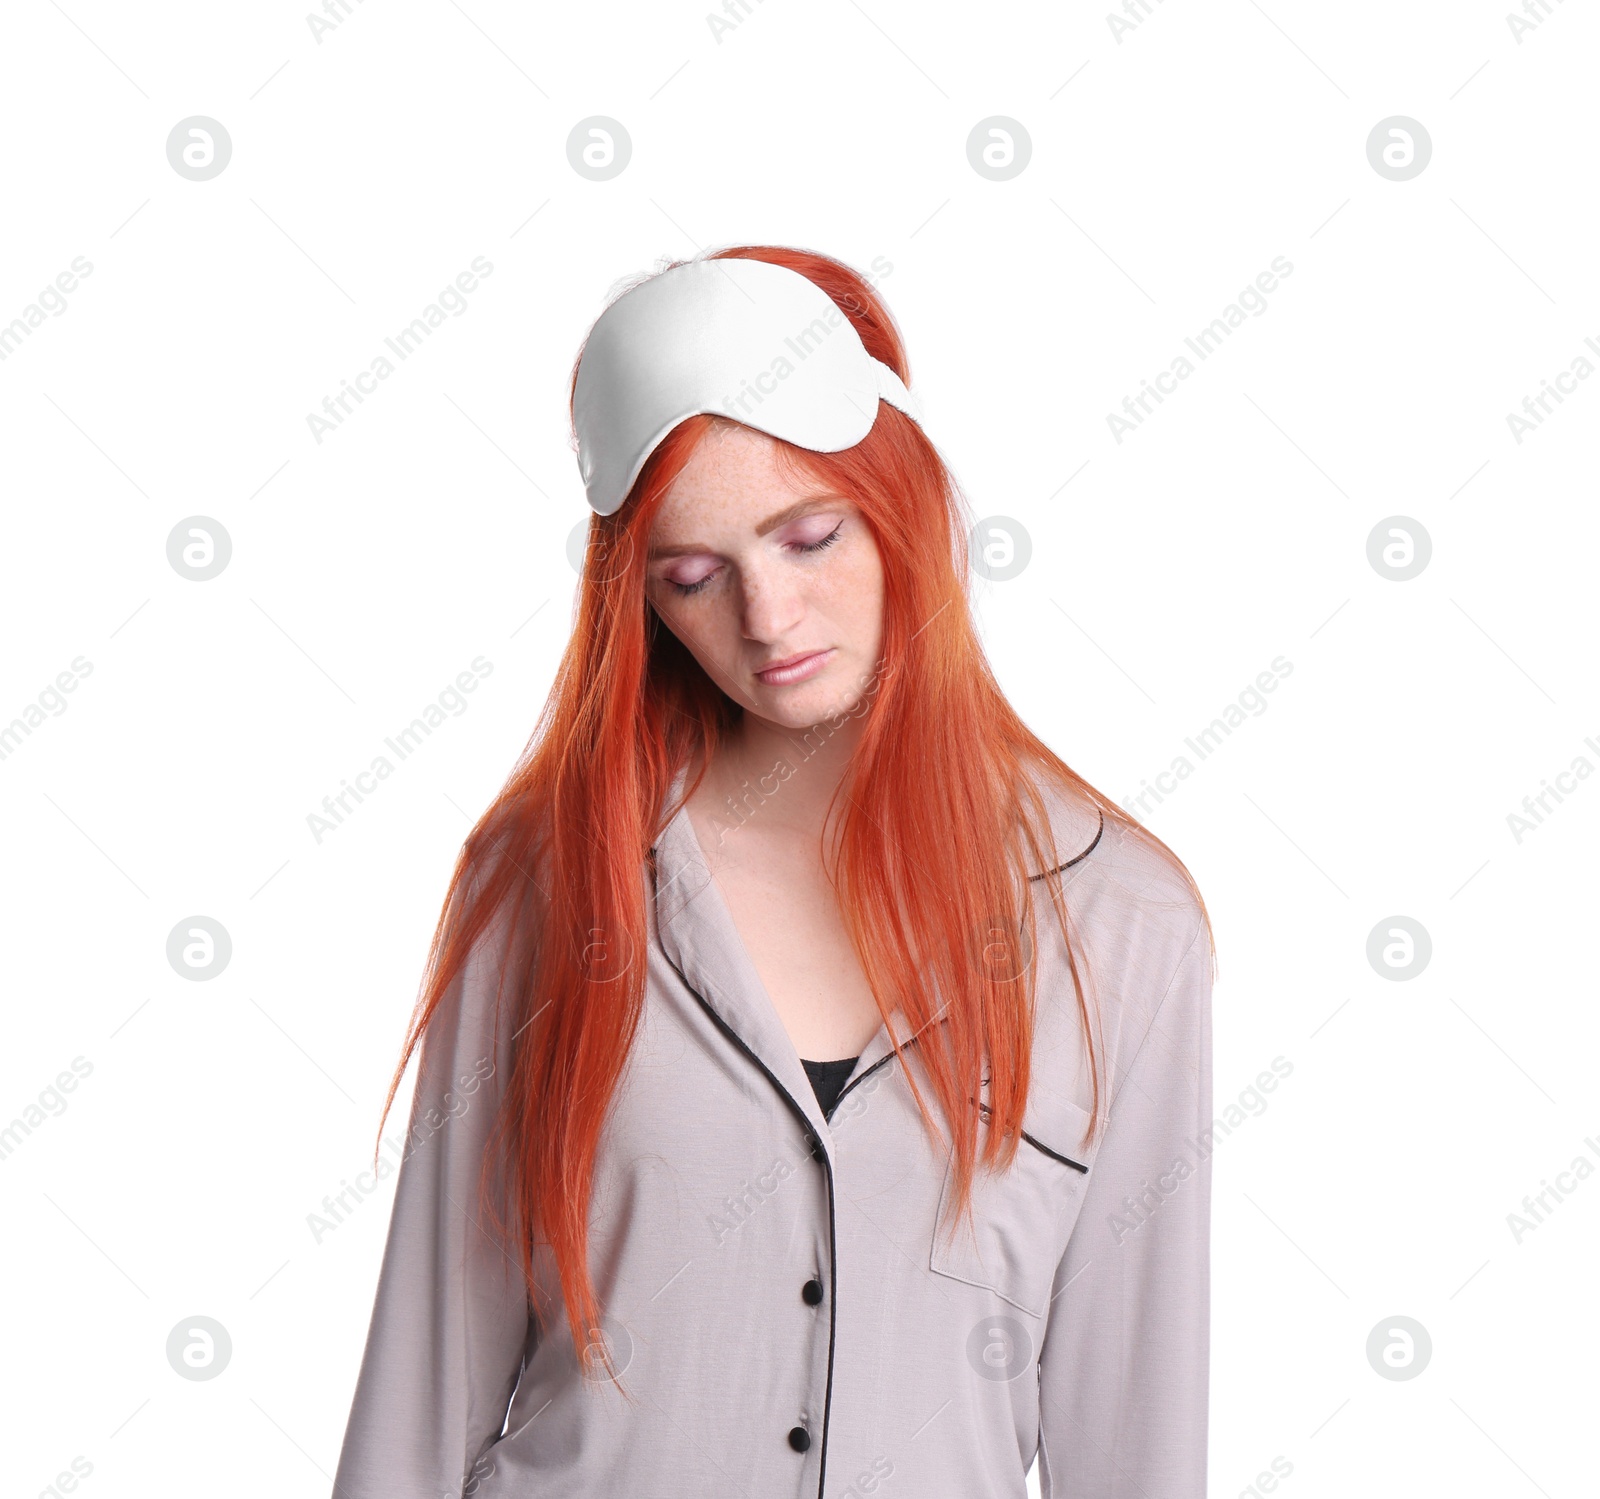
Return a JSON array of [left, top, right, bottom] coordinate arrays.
[[653, 597, 743, 675], [808, 550, 885, 648]]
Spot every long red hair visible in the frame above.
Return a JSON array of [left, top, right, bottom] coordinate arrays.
[[375, 244, 1212, 1391]]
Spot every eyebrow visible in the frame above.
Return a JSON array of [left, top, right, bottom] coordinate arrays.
[[647, 495, 850, 559]]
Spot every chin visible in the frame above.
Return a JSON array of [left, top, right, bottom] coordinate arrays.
[[751, 672, 871, 733]]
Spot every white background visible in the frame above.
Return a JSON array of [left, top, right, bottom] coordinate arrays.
[[2, 1, 1596, 1495]]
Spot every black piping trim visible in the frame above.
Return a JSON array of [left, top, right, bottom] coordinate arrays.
[[1027, 807, 1105, 882], [1020, 1130, 1090, 1173], [826, 1048, 901, 1119], [653, 857, 928, 1499], [656, 949, 836, 1496], [975, 1100, 1090, 1174]]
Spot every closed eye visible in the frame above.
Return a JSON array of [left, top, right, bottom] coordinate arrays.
[[669, 570, 719, 597], [663, 518, 844, 596], [790, 522, 842, 554]]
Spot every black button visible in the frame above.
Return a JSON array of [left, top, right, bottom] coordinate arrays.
[[802, 1277, 824, 1305], [788, 1424, 811, 1452], [805, 1133, 824, 1161]]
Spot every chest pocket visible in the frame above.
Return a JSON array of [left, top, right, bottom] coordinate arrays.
[[928, 1082, 1099, 1319]]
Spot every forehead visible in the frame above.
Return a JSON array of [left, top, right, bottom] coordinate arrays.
[[651, 423, 824, 541]]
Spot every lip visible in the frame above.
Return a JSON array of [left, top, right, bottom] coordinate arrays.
[[753, 648, 835, 687]]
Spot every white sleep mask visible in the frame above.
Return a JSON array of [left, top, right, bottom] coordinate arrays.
[[572, 256, 922, 517]]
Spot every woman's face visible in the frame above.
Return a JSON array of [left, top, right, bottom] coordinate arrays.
[[645, 423, 885, 733]]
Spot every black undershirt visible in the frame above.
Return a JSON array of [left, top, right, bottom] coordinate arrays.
[[800, 1056, 859, 1119]]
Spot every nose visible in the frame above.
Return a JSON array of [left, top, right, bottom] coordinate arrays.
[[738, 557, 805, 643]]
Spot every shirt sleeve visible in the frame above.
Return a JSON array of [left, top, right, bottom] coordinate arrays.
[[331, 886, 534, 1499], [1036, 914, 1214, 1498]]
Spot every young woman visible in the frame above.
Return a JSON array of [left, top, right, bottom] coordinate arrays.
[[332, 245, 1216, 1499]]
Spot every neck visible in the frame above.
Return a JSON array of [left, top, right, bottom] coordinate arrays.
[[706, 707, 867, 842]]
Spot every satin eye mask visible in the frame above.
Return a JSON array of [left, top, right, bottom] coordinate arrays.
[[572, 256, 922, 518]]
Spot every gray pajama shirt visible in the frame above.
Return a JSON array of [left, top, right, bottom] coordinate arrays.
[[331, 777, 1214, 1498]]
